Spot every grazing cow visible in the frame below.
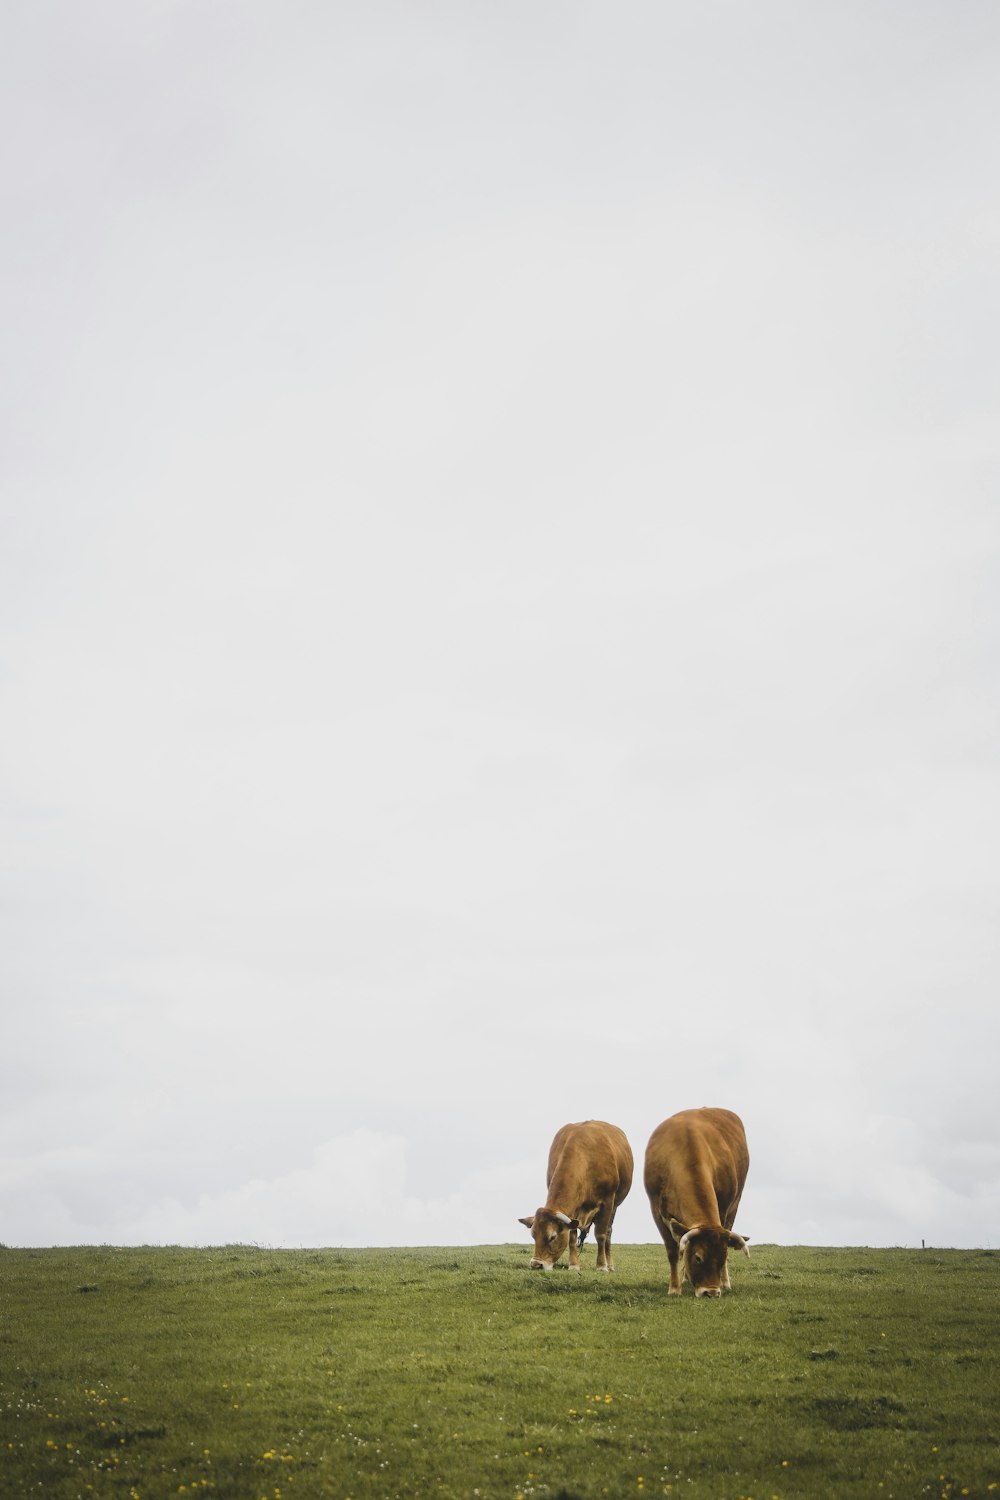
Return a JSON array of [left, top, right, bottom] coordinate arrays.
[[644, 1108, 750, 1298], [519, 1120, 633, 1272]]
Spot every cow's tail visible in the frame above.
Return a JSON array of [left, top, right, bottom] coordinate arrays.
[[577, 1224, 589, 1250]]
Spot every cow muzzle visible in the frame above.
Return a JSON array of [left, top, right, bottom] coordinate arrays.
[[695, 1286, 722, 1298], [529, 1260, 554, 1271]]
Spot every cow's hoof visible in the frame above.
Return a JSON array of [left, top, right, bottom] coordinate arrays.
[[597, 1265, 611, 1273], [668, 1287, 682, 1296], [569, 1264, 582, 1274]]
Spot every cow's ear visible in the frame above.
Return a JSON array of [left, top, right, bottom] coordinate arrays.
[[668, 1217, 688, 1242], [518, 1216, 535, 1229], [569, 1218, 580, 1230]]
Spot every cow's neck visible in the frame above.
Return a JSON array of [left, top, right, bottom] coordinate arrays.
[[668, 1172, 723, 1230], [546, 1157, 593, 1223]]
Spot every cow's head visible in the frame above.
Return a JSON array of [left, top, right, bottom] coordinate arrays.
[[668, 1218, 750, 1297], [518, 1208, 579, 1270]]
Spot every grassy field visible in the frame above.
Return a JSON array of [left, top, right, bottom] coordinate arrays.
[[1, 1242, 998, 1500]]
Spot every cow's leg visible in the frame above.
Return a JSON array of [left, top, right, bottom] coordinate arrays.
[[653, 1207, 683, 1293], [721, 1192, 742, 1291], [593, 1205, 614, 1271], [568, 1225, 582, 1272], [666, 1235, 683, 1294]]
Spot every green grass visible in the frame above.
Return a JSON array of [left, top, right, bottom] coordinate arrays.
[[1, 1243, 998, 1500]]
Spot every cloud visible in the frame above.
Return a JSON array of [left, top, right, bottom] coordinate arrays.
[[117, 1131, 417, 1247], [0, 1131, 540, 1250], [748, 1114, 1000, 1250], [5, 1109, 997, 1252]]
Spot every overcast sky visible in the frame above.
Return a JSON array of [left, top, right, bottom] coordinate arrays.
[[3, 1, 999, 1254]]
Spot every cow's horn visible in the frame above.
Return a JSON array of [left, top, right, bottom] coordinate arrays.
[[554, 1211, 574, 1226], [677, 1232, 691, 1253]]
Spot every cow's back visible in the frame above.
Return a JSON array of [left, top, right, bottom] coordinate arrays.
[[644, 1108, 748, 1227], [548, 1120, 633, 1202]]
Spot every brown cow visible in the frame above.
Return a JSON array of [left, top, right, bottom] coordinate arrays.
[[519, 1120, 633, 1272], [644, 1107, 750, 1297]]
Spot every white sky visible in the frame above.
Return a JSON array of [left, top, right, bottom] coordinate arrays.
[[2, 1, 999, 1252]]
